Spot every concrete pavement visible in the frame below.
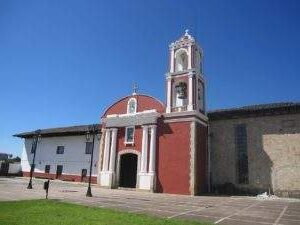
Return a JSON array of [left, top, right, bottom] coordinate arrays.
[[0, 177, 299, 225]]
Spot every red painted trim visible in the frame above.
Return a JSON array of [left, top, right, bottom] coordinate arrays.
[[22, 172, 97, 184]]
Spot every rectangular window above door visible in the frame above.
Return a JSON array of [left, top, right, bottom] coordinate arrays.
[[125, 127, 135, 144]]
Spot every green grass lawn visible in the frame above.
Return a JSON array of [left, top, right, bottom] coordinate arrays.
[[0, 200, 212, 225]]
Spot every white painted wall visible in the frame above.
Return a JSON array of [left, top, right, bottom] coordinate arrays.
[[21, 135, 100, 177], [8, 163, 21, 174]]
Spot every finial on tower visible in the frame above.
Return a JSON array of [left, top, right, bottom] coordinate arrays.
[[185, 29, 189, 36], [132, 83, 138, 95], [183, 29, 192, 40]]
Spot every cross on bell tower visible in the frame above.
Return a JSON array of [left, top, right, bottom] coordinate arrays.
[[166, 30, 205, 114]]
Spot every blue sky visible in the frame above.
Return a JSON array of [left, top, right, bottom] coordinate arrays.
[[0, 0, 299, 156]]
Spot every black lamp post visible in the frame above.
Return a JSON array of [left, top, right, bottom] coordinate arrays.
[[27, 129, 42, 189], [86, 124, 100, 197]]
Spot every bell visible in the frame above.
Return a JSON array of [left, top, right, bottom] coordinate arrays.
[[175, 82, 187, 99]]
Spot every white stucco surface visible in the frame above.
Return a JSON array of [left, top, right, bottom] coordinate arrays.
[[21, 135, 99, 176], [8, 163, 21, 174]]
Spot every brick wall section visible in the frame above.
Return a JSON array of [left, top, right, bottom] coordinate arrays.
[[116, 127, 143, 153], [210, 113, 300, 197], [157, 121, 191, 195], [23, 172, 97, 184]]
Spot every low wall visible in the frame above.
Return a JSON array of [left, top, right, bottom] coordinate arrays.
[[8, 163, 22, 174]]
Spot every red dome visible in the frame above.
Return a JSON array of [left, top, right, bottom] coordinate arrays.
[[102, 94, 165, 118]]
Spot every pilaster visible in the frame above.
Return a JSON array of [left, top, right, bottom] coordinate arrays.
[[188, 72, 194, 111], [166, 76, 172, 113], [97, 128, 105, 184], [102, 129, 111, 172], [109, 128, 118, 172], [188, 44, 192, 69], [149, 125, 157, 174], [140, 126, 149, 173], [138, 125, 157, 192], [100, 128, 115, 188], [189, 121, 197, 195]]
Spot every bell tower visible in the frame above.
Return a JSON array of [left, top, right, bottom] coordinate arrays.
[[166, 30, 205, 114]]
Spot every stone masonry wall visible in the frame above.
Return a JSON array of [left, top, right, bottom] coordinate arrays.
[[209, 113, 300, 197]]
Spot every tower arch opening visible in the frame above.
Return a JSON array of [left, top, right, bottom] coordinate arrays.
[[172, 81, 188, 108], [175, 49, 188, 72]]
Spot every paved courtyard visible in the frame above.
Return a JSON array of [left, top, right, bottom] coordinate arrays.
[[0, 177, 299, 225]]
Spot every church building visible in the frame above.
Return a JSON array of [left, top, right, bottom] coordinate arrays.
[[15, 31, 300, 197]]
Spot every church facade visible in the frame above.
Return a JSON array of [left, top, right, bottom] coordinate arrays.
[[15, 32, 300, 197]]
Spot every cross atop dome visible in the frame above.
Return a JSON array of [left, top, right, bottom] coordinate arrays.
[[132, 83, 138, 95]]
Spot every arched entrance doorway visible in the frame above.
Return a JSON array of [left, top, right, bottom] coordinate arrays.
[[119, 153, 137, 188]]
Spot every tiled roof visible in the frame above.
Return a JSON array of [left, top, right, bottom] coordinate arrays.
[[208, 102, 300, 120], [14, 124, 101, 138]]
